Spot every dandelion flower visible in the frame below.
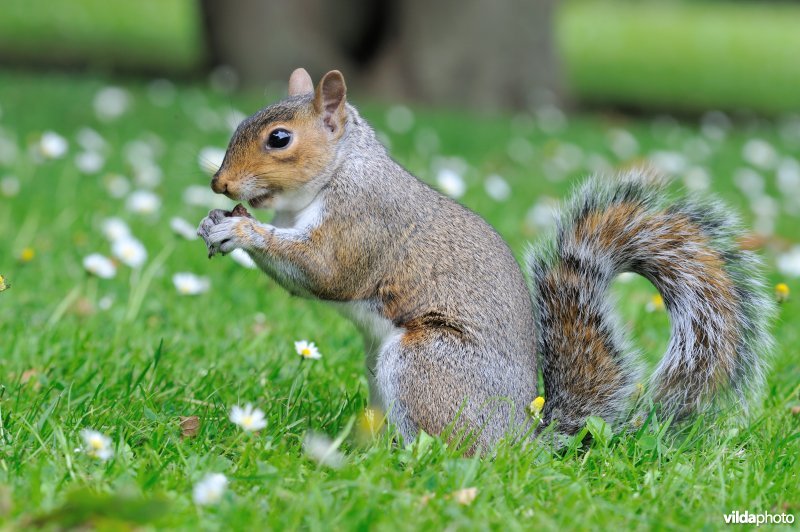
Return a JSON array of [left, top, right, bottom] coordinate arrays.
[[0, 274, 9, 292], [295, 340, 321, 360], [229, 403, 267, 432], [126, 189, 161, 215], [112, 237, 147, 268], [192, 473, 228, 506], [528, 396, 545, 417], [80, 428, 113, 461], [646, 294, 665, 313], [357, 407, 384, 440], [303, 432, 345, 469], [82, 253, 117, 279], [775, 283, 790, 303], [19, 247, 35, 263], [172, 273, 210, 295], [170, 217, 199, 240]]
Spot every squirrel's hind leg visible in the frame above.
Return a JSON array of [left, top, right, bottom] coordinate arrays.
[[375, 332, 521, 453]]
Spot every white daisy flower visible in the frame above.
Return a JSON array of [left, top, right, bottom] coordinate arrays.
[[484, 174, 510, 201], [230, 248, 257, 269], [192, 473, 228, 506], [608, 128, 639, 160], [525, 198, 558, 231], [133, 161, 163, 188], [1, 175, 20, 197], [303, 432, 345, 469], [170, 217, 199, 240], [80, 428, 113, 461], [104, 174, 131, 199], [295, 340, 322, 360], [76, 127, 107, 152], [385, 105, 415, 134], [683, 166, 711, 192], [82, 253, 117, 279], [742, 138, 777, 170], [98, 295, 114, 310], [172, 272, 210, 295], [436, 168, 466, 198], [126, 190, 161, 215], [147, 79, 176, 107], [39, 131, 68, 159], [777, 246, 800, 278], [93, 86, 131, 121], [229, 403, 267, 432], [183, 185, 231, 209], [101, 217, 132, 243], [112, 237, 147, 268], [75, 151, 105, 174], [198, 146, 226, 176]]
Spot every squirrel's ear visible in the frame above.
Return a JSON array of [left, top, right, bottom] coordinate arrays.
[[314, 70, 347, 134], [288, 68, 313, 96]]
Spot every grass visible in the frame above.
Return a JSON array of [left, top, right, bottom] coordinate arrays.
[[558, 0, 800, 114], [0, 70, 799, 529]]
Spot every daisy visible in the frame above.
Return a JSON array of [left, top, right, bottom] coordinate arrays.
[[104, 174, 131, 199], [39, 131, 68, 159], [82, 254, 117, 279], [170, 217, 199, 240], [295, 340, 322, 360], [192, 473, 228, 506], [74, 151, 104, 174], [777, 247, 800, 278], [0, 175, 19, 197], [80, 428, 113, 461], [230, 248, 257, 269], [436, 168, 466, 198], [484, 174, 510, 201], [101, 217, 132, 242], [172, 273, 210, 295], [112, 237, 147, 268], [0, 274, 9, 292], [229, 403, 267, 432], [126, 190, 161, 215], [93, 86, 131, 121], [198, 146, 226, 176], [303, 432, 345, 469]]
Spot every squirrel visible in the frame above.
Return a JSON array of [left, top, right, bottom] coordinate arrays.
[[197, 68, 775, 450]]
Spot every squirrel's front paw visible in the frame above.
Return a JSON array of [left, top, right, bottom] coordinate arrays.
[[198, 214, 254, 258]]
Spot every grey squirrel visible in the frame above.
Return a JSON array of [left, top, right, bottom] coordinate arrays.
[[197, 68, 775, 450]]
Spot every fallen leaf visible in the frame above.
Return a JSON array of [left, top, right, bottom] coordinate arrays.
[[449, 487, 478, 506], [179, 416, 200, 439]]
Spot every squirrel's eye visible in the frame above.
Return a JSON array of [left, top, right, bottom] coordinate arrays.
[[266, 129, 292, 149]]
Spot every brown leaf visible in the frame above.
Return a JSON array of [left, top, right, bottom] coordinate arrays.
[[790, 406, 800, 416], [179, 416, 200, 439]]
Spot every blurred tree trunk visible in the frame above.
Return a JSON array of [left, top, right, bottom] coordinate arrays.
[[200, 0, 561, 110]]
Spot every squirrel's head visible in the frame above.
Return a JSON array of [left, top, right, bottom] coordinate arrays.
[[210, 68, 348, 209]]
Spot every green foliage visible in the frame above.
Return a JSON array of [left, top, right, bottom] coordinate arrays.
[[0, 72, 798, 529]]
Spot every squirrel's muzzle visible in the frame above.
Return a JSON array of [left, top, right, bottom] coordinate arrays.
[[210, 173, 227, 195]]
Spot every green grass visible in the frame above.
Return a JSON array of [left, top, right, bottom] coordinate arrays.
[[559, 0, 800, 114], [0, 71, 798, 529], [0, 0, 203, 72]]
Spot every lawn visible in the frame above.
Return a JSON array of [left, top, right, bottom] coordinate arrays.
[[0, 71, 798, 529]]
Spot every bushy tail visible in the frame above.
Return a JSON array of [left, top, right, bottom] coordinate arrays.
[[527, 170, 775, 434]]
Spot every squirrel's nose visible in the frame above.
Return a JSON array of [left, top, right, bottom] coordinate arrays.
[[210, 175, 227, 194]]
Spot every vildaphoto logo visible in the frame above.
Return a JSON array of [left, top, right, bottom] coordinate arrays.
[[723, 510, 795, 526]]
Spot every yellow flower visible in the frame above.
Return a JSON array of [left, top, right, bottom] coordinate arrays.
[[0, 274, 8, 292], [528, 396, 545, 417], [646, 294, 664, 312], [775, 283, 790, 303], [19, 247, 35, 262], [357, 407, 384, 440]]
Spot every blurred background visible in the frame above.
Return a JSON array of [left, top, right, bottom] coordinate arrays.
[[1, 0, 798, 114]]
